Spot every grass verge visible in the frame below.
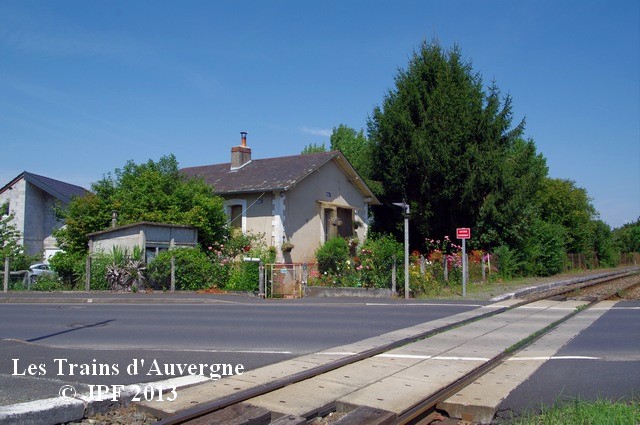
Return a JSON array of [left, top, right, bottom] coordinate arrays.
[[511, 397, 639, 425]]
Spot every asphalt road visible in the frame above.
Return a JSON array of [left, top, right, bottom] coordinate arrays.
[[2, 294, 637, 422], [0, 296, 484, 405], [495, 300, 640, 421]]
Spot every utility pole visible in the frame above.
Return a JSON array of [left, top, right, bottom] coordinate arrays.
[[393, 201, 410, 299]]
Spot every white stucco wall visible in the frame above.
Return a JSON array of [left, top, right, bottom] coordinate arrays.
[[218, 158, 373, 264], [0, 179, 26, 248], [1, 178, 65, 258], [284, 159, 370, 264], [23, 183, 65, 257], [89, 224, 198, 256], [223, 192, 274, 247]]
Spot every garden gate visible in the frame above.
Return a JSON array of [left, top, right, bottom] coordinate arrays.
[[264, 263, 309, 298]]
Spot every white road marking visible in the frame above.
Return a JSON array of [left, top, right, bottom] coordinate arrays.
[[376, 353, 433, 360], [508, 356, 601, 361], [365, 303, 484, 307], [374, 354, 606, 362]]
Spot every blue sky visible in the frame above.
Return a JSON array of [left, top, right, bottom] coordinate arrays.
[[1, 1, 638, 228]]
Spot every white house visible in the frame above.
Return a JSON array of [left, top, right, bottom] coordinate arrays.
[[181, 133, 380, 263], [0, 172, 88, 260]]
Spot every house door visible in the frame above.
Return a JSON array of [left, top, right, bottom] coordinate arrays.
[[337, 207, 354, 238], [230, 205, 243, 231], [323, 208, 333, 242]]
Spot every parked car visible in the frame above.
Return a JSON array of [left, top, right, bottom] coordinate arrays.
[[28, 263, 55, 283]]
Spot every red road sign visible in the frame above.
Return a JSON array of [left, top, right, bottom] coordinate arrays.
[[456, 228, 471, 239]]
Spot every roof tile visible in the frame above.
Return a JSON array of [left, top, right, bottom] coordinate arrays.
[[181, 151, 338, 194]]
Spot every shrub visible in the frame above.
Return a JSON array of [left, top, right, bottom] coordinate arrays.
[[49, 251, 86, 288], [226, 261, 259, 292], [89, 254, 111, 290], [104, 246, 146, 291], [316, 237, 349, 276], [494, 245, 520, 280], [147, 247, 214, 290], [9, 252, 41, 272], [310, 234, 405, 289], [30, 275, 63, 291], [523, 219, 567, 276], [206, 232, 276, 291], [360, 234, 403, 288]]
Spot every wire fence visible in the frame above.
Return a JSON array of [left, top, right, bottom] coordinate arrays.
[[3, 251, 640, 293]]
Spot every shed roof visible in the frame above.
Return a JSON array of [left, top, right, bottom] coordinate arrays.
[[87, 221, 197, 238]]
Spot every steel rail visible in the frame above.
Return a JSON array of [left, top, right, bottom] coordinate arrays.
[[527, 270, 639, 302], [393, 269, 639, 424], [157, 269, 636, 424], [156, 306, 507, 425]]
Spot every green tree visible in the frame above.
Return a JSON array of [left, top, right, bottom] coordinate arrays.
[[612, 218, 640, 253], [522, 219, 567, 276], [301, 142, 327, 154], [536, 178, 596, 255], [476, 137, 548, 250], [367, 40, 540, 251], [54, 193, 110, 253], [330, 124, 382, 195], [55, 155, 228, 254], [592, 219, 616, 267], [0, 203, 23, 265]]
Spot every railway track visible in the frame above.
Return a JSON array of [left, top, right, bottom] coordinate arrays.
[[138, 269, 638, 425], [523, 269, 640, 302]]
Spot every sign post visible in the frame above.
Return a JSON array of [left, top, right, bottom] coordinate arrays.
[[456, 228, 471, 298]]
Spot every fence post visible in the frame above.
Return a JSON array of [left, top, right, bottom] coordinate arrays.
[[170, 256, 175, 292], [482, 253, 486, 281], [3, 257, 9, 293], [259, 261, 265, 299], [443, 255, 448, 282], [85, 256, 91, 292], [391, 255, 397, 296]]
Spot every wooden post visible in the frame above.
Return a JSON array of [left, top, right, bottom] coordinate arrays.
[[443, 255, 448, 282], [3, 257, 9, 293], [482, 253, 486, 281], [170, 255, 176, 292], [259, 261, 265, 299], [391, 255, 397, 296], [85, 256, 91, 292]]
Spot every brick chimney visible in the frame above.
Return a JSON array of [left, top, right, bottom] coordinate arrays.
[[231, 131, 252, 170]]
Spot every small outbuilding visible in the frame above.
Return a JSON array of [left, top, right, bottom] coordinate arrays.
[[87, 222, 198, 263]]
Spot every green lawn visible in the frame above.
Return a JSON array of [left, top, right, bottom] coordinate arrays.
[[511, 398, 640, 425], [423, 267, 625, 301]]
